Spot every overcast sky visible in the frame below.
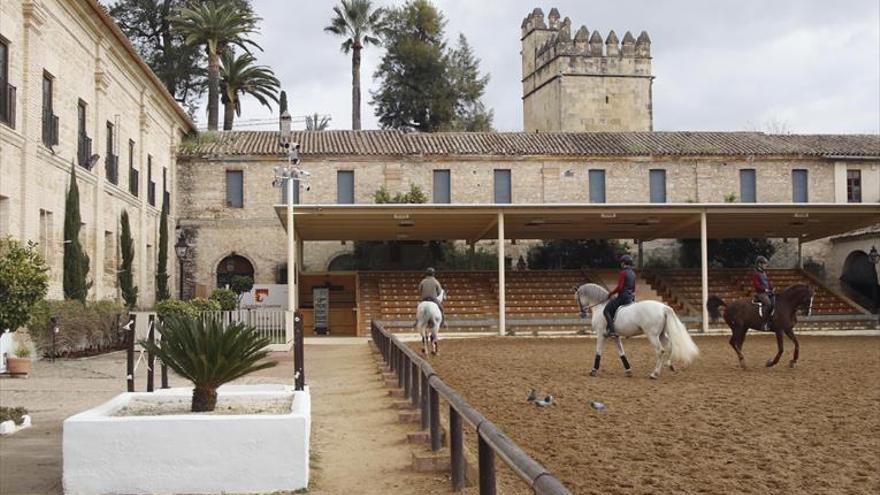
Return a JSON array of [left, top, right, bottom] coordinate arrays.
[[198, 0, 880, 134]]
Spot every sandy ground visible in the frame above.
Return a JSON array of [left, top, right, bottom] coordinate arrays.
[[0, 341, 452, 495], [418, 334, 880, 495]]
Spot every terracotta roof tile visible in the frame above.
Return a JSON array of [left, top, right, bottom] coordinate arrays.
[[179, 130, 880, 159]]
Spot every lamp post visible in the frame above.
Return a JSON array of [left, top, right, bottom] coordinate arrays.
[[174, 232, 189, 300], [869, 245, 879, 266]]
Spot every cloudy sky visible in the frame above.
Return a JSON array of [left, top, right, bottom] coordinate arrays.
[[198, 0, 880, 134]]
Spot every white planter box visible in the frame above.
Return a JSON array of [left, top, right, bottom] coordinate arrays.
[[63, 384, 310, 495]]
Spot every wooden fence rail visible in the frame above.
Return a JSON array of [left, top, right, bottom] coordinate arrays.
[[371, 321, 571, 495]]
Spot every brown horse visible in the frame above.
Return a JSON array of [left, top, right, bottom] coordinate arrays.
[[707, 284, 814, 369]]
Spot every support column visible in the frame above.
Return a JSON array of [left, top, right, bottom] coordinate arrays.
[[700, 212, 709, 334], [637, 240, 644, 269], [497, 211, 505, 336], [287, 177, 296, 313], [797, 238, 803, 269]]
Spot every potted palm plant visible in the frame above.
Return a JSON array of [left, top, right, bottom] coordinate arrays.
[[7, 343, 32, 376], [140, 315, 277, 411]]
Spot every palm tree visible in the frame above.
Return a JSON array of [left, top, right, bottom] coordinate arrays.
[[141, 315, 277, 412], [324, 0, 385, 130], [220, 52, 280, 130], [305, 113, 331, 131], [172, 1, 261, 131]]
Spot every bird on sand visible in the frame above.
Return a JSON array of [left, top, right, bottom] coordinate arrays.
[[535, 395, 555, 407]]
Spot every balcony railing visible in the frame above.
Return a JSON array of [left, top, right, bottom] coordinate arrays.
[[77, 134, 92, 169], [163, 190, 170, 212], [129, 167, 139, 197], [148, 181, 156, 206], [0, 83, 15, 128], [105, 154, 119, 185], [42, 109, 59, 148]]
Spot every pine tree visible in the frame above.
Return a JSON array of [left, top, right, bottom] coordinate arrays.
[[63, 164, 91, 302], [155, 201, 170, 302], [448, 34, 493, 131], [119, 210, 138, 308]]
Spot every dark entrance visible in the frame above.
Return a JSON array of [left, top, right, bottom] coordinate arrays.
[[217, 254, 254, 289]]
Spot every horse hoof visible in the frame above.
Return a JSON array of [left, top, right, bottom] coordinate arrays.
[[624, 369, 633, 377], [589, 369, 598, 377], [788, 361, 797, 369], [649, 373, 658, 380], [669, 365, 677, 373], [765, 360, 776, 368]]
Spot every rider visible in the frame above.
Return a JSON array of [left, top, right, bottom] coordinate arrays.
[[751, 255, 774, 330], [418, 267, 446, 328], [604, 254, 636, 337]]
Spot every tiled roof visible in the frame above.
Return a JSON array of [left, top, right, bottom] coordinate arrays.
[[179, 130, 880, 159]]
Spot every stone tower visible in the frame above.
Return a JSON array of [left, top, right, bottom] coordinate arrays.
[[521, 7, 654, 132]]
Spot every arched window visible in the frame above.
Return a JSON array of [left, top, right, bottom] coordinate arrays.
[[217, 254, 254, 288]]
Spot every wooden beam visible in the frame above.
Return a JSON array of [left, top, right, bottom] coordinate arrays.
[[645, 215, 702, 240]]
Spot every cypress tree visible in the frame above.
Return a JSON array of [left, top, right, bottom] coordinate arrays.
[[119, 210, 138, 308], [63, 164, 91, 302], [155, 201, 170, 301]]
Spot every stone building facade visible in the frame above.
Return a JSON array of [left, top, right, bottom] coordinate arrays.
[[0, 0, 193, 305], [177, 131, 879, 297], [521, 7, 653, 132]]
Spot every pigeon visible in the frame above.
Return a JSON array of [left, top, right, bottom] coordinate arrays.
[[527, 388, 538, 402], [535, 395, 555, 407], [589, 400, 606, 411]]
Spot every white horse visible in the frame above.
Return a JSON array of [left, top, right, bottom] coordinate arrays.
[[416, 290, 446, 355], [575, 283, 699, 379]]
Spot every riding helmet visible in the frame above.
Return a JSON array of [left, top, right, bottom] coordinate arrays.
[[619, 254, 634, 266], [426, 267, 436, 276], [755, 255, 769, 265]]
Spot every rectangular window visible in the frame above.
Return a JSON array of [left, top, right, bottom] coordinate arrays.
[[649, 169, 666, 203], [281, 178, 300, 205], [846, 170, 862, 203], [226, 170, 244, 208], [77, 99, 91, 168], [105, 122, 118, 185], [0, 195, 9, 236], [588, 169, 606, 203], [41, 72, 58, 146], [433, 169, 451, 203], [128, 140, 138, 197], [792, 169, 808, 203], [494, 169, 511, 204], [740, 169, 756, 203], [147, 155, 156, 206], [0, 37, 14, 128], [336, 170, 354, 204], [39, 209, 54, 268], [162, 168, 170, 210]]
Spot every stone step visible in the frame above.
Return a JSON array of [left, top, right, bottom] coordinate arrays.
[[390, 401, 416, 410], [411, 449, 451, 472], [387, 389, 405, 399], [398, 410, 420, 423], [407, 430, 446, 446]]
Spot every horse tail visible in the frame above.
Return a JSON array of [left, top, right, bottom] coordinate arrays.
[[665, 306, 699, 366], [706, 296, 726, 321]]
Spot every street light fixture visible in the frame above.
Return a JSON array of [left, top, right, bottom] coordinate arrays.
[[869, 245, 879, 265], [174, 231, 189, 300]]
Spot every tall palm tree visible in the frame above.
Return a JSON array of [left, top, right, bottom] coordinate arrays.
[[305, 113, 331, 131], [220, 52, 280, 130], [324, 0, 385, 130], [172, 1, 261, 131]]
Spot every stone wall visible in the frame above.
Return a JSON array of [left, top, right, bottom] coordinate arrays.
[[0, 0, 191, 306]]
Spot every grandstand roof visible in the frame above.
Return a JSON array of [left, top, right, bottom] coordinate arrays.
[[181, 131, 880, 159], [275, 203, 880, 243]]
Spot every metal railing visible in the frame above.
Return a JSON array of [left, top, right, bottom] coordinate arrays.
[[105, 154, 119, 185], [202, 309, 287, 344], [129, 167, 139, 196], [0, 83, 15, 128], [41, 109, 59, 147], [371, 321, 571, 495], [77, 134, 92, 168], [147, 181, 156, 206]]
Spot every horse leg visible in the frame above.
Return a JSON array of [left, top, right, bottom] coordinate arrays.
[[784, 326, 799, 368], [766, 329, 784, 367], [590, 334, 604, 377], [431, 319, 439, 356], [615, 336, 633, 377], [659, 331, 675, 372], [647, 333, 665, 379], [729, 326, 747, 369]]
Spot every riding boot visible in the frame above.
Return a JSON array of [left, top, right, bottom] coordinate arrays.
[[605, 319, 617, 338]]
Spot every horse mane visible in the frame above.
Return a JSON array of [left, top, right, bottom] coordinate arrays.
[[579, 283, 609, 302]]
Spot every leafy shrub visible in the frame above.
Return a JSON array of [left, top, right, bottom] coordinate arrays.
[[679, 238, 776, 268], [0, 237, 49, 332], [210, 289, 237, 310], [527, 239, 630, 269], [141, 315, 276, 412], [189, 297, 221, 313], [156, 299, 198, 320], [0, 406, 28, 424], [28, 300, 126, 357]]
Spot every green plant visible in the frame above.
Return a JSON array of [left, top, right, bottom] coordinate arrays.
[[140, 315, 277, 412], [527, 239, 630, 269], [172, 1, 261, 130], [0, 237, 49, 332], [679, 238, 776, 268], [14, 342, 31, 359], [28, 300, 126, 357], [0, 406, 28, 424], [156, 202, 170, 302], [210, 289, 238, 310], [119, 210, 138, 308], [324, 0, 386, 130], [63, 164, 92, 302], [156, 299, 198, 320], [230, 275, 254, 307], [189, 297, 222, 313], [220, 51, 280, 130], [723, 192, 737, 203], [177, 131, 220, 155]]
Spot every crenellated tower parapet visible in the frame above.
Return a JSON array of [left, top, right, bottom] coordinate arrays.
[[521, 7, 654, 132]]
